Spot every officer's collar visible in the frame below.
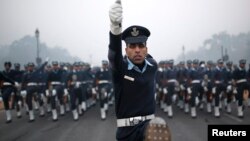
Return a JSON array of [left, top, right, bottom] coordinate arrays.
[[127, 57, 153, 73]]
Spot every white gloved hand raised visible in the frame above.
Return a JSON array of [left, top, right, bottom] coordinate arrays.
[[109, 0, 123, 35]]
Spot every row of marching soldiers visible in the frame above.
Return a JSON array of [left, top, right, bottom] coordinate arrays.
[[156, 58, 250, 118], [0, 59, 113, 123]]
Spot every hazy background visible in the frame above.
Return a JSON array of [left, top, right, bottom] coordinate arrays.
[[0, 0, 250, 68]]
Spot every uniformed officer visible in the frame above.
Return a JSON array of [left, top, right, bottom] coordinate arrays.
[[212, 59, 226, 118], [164, 59, 179, 118], [21, 61, 48, 122], [177, 61, 188, 110], [224, 61, 234, 114], [108, 1, 170, 140], [47, 61, 65, 121], [93, 60, 112, 120], [203, 60, 214, 113], [0, 62, 19, 123], [67, 62, 84, 121], [187, 59, 203, 118], [233, 59, 248, 118]]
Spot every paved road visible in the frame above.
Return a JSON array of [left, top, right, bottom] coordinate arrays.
[[0, 102, 250, 141]]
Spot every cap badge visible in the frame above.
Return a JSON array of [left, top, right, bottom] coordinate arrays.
[[131, 27, 139, 36]]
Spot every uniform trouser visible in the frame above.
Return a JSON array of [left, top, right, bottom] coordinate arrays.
[[236, 82, 248, 106], [69, 87, 82, 110], [226, 84, 233, 103], [214, 84, 225, 107], [178, 83, 186, 102], [116, 120, 149, 141], [51, 85, 64, 109], [26, 86, 38, 110], [206, 83, 213, 103], [165, 83, 175, 105], [81, 84, 88, 102], [2, 86, 15, 110], [98, 84, 110, 108], [190, 83, 202, 107], [11, 88, 22, 111], [37, 85, 46, 106]]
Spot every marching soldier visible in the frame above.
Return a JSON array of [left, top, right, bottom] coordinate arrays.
[[67, 62, 84, 121], [224, 61, 234, 114], [177, 61, 188, 111], [164, 59, 178, 118], [12, 63, 24, 118], [81, 62, 95, 109], [184, 60, 193, 113], [108, 0, 171, 140], [212, 59, 226, 118], [0, 62, 19, 123], [155, 61, 165, 110], [21, 61, 48, 122], [233, 59, 248, 118], [47, 61, 65, 121], [93, 60, 112, 120], [187, 59, 203, 118], [203, 60, 214, 113]]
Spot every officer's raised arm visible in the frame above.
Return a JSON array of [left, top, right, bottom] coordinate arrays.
[[108, 0, 123, 73]]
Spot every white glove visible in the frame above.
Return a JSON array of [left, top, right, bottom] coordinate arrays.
[[233, 88, 237, 94], [187, 87, 192, 94], [76, 82, 81, 88], [21, 90, 27, 97], [52, 89, 57, 96], [92, 88, 97, 95], [180, 84, 185, 91], [212, 87, 216, 94], [204, 86, 208, 92], [45, 89, 50, 96], [226, 85, 232, 93], [64, 88, 69, 96], [163, 88, 168, 95], [109, 0, 123, 35], [14, 82, 20, 88]]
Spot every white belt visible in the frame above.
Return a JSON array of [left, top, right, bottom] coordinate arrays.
[[237, 79, 247, 84], [3, 82, 12, 86], [98, 80, 110, 84], [51, 82, 62, 85], [215, 80, 222, 84], [117, 114, 155, 127], [168, 79, 177, 83], [27, 82, 37, 86], [192, 80, 200, 83], [38, 83, 46, 86]]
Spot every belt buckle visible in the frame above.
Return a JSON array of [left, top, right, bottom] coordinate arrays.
[[129, 116, 142, 126]]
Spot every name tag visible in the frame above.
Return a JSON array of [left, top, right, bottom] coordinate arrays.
[[124, 75, 134, 82]]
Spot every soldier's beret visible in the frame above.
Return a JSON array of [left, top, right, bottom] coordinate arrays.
[[27, 62, 35, 66], [217, 59, 223, 64], [226, 61, 233, 65], [14, 63, 20, 67], [122, 25, 150, 44], [52, 61, 59, 65], [193, 59, 199, 64], [187, 60, 192, 64], [102, 60, 109, 65], [239, 59, 246, 64], [169, 59, 174, 64], [207, 60, 213, 65], [179, 61, 185, 65], [4, 61, 12, 67]]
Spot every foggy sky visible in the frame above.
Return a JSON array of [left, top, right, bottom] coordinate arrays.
[[0, 0, 250, 66]]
